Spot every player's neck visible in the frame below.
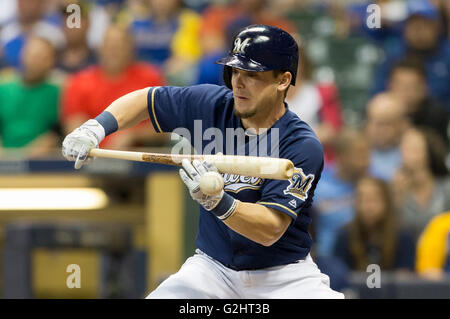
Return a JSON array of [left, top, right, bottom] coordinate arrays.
[[241, 100, 286, 134]]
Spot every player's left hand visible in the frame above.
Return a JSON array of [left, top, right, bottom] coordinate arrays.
[[62, 119, 103, 169], [179, 159, 224, 211]]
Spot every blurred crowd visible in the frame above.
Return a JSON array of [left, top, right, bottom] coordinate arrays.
[[0, 0, 449, 292]]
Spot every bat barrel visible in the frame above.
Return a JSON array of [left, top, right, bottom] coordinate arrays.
[[204, 155, 294, 180], [88, 149, 294, 180]]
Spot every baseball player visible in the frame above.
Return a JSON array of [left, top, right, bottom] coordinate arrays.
[[62, 24, 344, 299]]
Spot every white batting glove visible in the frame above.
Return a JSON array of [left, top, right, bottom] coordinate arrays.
[[179, 159, 224, 210], [62, 119, 105, 169], [179, 158, 238, 220]]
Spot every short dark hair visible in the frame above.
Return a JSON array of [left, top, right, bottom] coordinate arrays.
[[418, 127, 449, 178], [389, 56, 426, 81]]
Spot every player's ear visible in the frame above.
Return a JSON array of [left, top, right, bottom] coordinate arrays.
[[277, 71, 292, 92]]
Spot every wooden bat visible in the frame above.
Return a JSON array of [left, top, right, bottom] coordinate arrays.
[[89, 148, 294, 180]]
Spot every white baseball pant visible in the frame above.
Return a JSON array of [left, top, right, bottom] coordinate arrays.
[[146, 249, 344, 299]]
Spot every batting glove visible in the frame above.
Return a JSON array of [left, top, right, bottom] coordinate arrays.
[[179, 159, 237, 220], [62, 119, 105, 169]]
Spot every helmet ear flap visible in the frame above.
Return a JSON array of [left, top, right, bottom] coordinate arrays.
[[223, 66, 233, 89]]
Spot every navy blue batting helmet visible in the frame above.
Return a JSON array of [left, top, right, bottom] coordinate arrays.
[[215, 24, 299, 89]]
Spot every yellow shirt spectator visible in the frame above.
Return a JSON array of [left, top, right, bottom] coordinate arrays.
[[171, 10, 202, 63], [416, 211, 450, 278]]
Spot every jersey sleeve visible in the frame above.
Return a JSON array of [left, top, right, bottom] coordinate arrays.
[[147, 84, 228, 134], [258, 137, 324, 221]]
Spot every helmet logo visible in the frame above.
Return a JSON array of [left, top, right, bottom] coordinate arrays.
[[233, 37, 251, 54]]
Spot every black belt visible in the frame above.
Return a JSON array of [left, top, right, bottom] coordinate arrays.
[[223, 260, 300, 271]]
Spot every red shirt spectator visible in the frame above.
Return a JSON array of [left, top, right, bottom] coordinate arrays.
[[62, 62, 165, 147], [61, 25, 167, 148]]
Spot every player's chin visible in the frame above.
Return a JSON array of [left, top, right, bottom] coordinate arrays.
[[234, 106, 257, 119], [234, 101, 255, 117]]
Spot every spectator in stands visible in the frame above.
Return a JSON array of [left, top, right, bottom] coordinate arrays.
[[196, 0, 296, 86], [366, 0, 450, 111], [74, 0, 124, 50], [57, 1, 96, 74], [434, 0, 450, 39], [0, 0, 16, 26], [416, 210, 450, 280], [333, 177, 415, 271], [0, 0, 65, 68], [201, 0, 296, 43], [287, 47, 343, 165], [0, 36, 60, 155], [128, 0, 202, 85], [266, 0, 310, 18], [365, 92, 409, 182], [313, 128, 370, 257], [61, 25, 167, 148], [388, 58, 449, 144], [393, 127, 450, 241]]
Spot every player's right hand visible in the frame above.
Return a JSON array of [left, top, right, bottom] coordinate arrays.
[[62, 119, 104, 169], [179, 159, 224, 211]]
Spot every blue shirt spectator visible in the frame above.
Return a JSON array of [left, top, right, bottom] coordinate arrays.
[[387, 57, 449, 144], [314, 164, 356, 257], [195, 51, 225, 85], [128, 0, 202, 68], [365, 93, 408, 182], [369, 148, 402, 181], [0, 0, 64, 69], [313, 129, 370, 257], [131, 18, 178, 65], [373, 37, 450, 111], [358, 0, 450, 110]]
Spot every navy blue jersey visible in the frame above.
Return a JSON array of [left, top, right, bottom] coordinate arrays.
[[147, 84, 324, 270]]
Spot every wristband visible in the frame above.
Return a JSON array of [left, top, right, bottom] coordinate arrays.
[[95, 111, 118, 136], [210, 192, 238, 221]]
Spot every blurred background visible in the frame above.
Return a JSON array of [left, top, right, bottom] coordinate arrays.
[[0, 0, 449, 299]]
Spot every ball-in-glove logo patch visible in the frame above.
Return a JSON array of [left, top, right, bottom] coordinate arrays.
[[283, 167, 315, 201]]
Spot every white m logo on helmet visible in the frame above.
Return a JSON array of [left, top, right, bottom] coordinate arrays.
[[233, 37, 251, 54]]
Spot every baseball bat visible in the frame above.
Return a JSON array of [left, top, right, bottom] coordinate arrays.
[[88, 148, 294, 180]]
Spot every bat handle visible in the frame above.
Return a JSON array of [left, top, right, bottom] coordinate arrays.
[[89, 148, 144, 162]]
